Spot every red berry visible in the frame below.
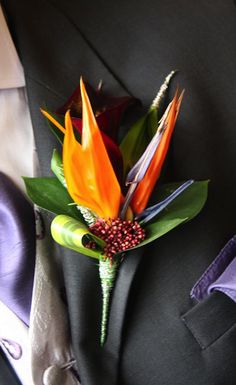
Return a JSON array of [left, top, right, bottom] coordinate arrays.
[[88, 218, 145, 261]]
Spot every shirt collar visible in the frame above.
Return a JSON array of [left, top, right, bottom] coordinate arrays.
[[0, 6, 25, 89]]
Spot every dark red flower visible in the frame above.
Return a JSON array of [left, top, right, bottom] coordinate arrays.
[[57, 81, 137, 141]]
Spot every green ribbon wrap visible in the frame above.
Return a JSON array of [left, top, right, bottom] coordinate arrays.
[[99, 258, 119, 346], [51, 214, 104, 259]]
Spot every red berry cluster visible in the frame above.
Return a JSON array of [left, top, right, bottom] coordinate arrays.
[[89, 218, 145, 260]]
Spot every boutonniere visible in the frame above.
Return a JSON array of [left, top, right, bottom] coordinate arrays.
[[24, 72, 208, 345]]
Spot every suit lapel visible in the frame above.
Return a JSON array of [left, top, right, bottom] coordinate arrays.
[[2, 1, 143, 384]]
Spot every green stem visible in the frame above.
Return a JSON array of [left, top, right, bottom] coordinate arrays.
[[99, 258, 119, 346]]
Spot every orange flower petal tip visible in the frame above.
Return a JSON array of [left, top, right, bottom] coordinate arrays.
[[131, 89, 183, 214], [63, 81, 122, 220], [40, 108, 66, 134]]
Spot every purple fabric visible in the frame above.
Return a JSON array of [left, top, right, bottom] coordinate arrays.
[[191, 235, 236, 302], [0, 172, 35, 325], [208, 257, 236, 302]]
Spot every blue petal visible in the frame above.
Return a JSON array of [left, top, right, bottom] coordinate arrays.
[[126, 122, 166, 185], [136, 180, 194, 224], [120, 183, 137, 219]]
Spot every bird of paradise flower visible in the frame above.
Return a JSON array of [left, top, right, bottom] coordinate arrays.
[[24, 74, 208, 345]]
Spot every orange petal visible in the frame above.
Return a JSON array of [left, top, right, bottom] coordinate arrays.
[[63, 79, 121, 219], [63, 111, 103, 215], [131, 90, 184, 214], [40, 109, 66, 134], [80, 78, 122, 219]]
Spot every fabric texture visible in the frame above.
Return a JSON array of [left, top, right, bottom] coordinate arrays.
[[0, 9, 79, 383], [0, 6, 24, 89], [0, 5, 34, 192], [1, 1, 236, 384], [29, 211, 79, 385]]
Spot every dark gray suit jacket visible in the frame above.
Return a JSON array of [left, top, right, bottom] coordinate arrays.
[[1, 1, 236, 384]]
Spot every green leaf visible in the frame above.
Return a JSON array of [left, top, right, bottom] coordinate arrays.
[[132, 180, 209, 248], [23, 176, 83, 220], [147, 107, 159, 138], [51, 215, 105, 259], [51, 149, 66, 187], [120, 108, 158, 178]]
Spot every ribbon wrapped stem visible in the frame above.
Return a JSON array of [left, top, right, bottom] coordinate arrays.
[[99, 258, 119, 346]]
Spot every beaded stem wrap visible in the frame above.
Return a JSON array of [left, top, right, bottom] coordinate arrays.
[[99, 258, 119, 346]]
